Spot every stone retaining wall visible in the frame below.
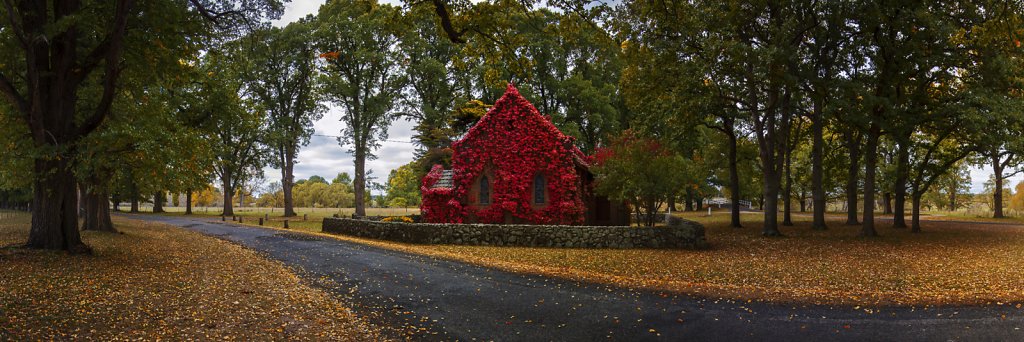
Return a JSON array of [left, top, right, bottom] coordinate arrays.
[[322, 216, 707, 249]]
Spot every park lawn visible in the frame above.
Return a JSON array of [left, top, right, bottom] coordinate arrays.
[[285, 210, 1024, 307], [0, 211, 382, 341]]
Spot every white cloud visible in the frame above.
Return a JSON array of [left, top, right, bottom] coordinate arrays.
[[261, 104, 419, 189]]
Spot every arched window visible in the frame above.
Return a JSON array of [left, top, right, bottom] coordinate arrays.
[[533, 175, 546, 204], [480, 176, 490, 204]]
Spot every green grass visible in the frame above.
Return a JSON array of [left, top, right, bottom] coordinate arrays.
[[132, 206, 420, 234]]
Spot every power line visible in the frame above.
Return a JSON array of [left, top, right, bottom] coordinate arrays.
[[311, 134, 414, 144]]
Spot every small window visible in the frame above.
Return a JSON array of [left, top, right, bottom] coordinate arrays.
[[533, 175, 546, 204], [480, 176, 490, 204]]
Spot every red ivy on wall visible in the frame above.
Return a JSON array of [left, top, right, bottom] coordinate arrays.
[[420, 84, 587, 225], [421, 165, 462, 223]]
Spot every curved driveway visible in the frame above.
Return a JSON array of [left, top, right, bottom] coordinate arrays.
[[132, 215, 1024, 341]]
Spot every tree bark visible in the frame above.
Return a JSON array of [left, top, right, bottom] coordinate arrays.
[[844, 132, 861, 225], [26, 159, 88, 253], [861, 126, 880, 237], [130, 192, 140, 213], [222, 178, 235, 217], [83, 189, 115, 232], [782, 132, 794, 227], [185, 190, 193, 215], [892, 140, 909, 228], [810, 98, 827, 230], [282, 146, 297, 217], [727, 123, 742, 228], [354, 149, 367, 217], [911, 191, 923, 233], [152, 191, 165, 213], [993, 154, 1005, 218]]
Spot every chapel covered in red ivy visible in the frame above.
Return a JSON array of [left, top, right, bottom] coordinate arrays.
[[420, 84, 629, 226]]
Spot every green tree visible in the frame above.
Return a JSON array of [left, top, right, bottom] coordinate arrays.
[[0, 0, 283, 251], [333, 172, 353, 186], [385, 162, 421, 207], [246, 19, 325, 218], [314, 0, 406, 217], [194, 49, 270, 217]]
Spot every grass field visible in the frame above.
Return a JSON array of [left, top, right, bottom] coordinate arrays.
[[0, 210, 381, 340], [130, 206, 420, 233]]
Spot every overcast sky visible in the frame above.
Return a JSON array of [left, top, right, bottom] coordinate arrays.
[[264, 0, 413, 190], [266, 0, 1021, 194]]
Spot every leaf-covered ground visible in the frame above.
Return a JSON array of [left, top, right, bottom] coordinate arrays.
[[0, 211, 382, 341], [293, 211, 1024, 307]]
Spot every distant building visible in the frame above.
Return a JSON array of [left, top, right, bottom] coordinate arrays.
[[420, 84, 628, 226]]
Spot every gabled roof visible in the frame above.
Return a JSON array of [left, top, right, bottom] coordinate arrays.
[[431, 170, 454, 189], [454, 83, 587, 158]]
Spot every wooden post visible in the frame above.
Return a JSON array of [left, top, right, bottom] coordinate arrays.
[[259, 217, 264, 226], [239, 216, 244, 223], [303, 214, 308, 221], [221, 216, 226, 222], [283, 220, 289, 229]]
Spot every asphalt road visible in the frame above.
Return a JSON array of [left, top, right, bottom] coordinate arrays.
[[130, 214, 1024, 341]]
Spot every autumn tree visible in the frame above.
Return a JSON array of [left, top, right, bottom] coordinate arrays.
[[314, 0, 406, 217], [0, 0, 282, 251], [593, 131, 688, 227]]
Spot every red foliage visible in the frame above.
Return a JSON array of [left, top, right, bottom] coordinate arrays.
[[421, 165, 462, 223], [420, 84, 586, 224]]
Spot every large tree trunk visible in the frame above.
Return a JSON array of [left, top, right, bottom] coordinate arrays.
[[283, 146, 297, 217], [810, 99, 827, 230], [844, 132, 861, 225], [185, 190, 193, 215], [892, 141, 909, 228], [83, 189, 116, 232], [727, 126, 742, 228], [667, 194, 676, 212], [782, 136, 794, 227], [762, 171, 782, 236], [130, 192, 140, 213], [222, 178, 235, 217], [911, 191, 923, 233], [26, 159, 88, 253], [152, 191, 165, 213], [993, 154, 1005, 218], [354, 149, 367, 217], [96, 191, 114, 232], [861, 126, 880, 237]]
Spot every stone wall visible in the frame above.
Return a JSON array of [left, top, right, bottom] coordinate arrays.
[[322, 215, 707, 249]]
